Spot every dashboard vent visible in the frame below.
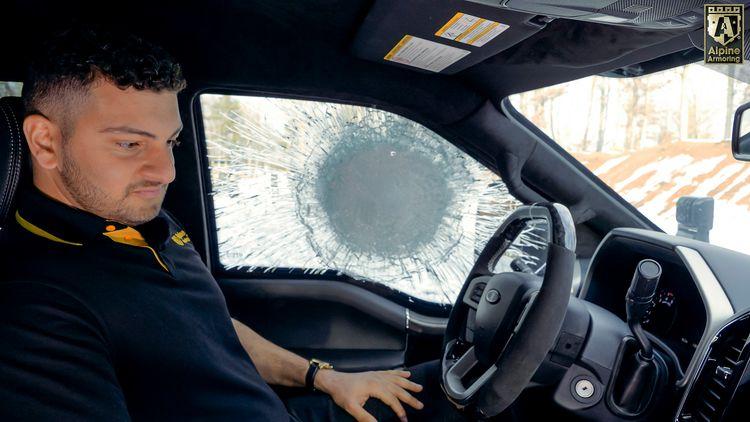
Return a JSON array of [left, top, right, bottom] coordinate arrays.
[[469, 282, 487, 304], [678, 315, 750, 421]]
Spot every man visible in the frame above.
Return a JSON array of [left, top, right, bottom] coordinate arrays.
[[0, 27, 466, 421]]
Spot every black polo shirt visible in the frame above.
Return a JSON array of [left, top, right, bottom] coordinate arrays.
[[0, 185, 291, 421]]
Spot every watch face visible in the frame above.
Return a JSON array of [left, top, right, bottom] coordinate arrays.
[[311, 359, 333, 369]]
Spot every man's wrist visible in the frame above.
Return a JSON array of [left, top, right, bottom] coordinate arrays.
[[312, 367, 336, 394]]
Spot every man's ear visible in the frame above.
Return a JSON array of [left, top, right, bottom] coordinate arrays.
[[23, 114, 63, 170]]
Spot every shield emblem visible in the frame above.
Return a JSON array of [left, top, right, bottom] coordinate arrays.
[[707, 9, 742, 46]]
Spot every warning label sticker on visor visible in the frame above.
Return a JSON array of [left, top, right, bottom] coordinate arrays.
[[384, 35, 470, 72], [436, 12, 509, 47]]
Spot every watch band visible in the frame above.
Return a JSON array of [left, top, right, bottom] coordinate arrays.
[[305, 364, 320, 391], [305, 358, 333, 391]]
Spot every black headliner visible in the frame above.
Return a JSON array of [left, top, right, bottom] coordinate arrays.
[[3, 0, 698, 124]]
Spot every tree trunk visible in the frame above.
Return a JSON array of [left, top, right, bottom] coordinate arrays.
[[635, 81, 650, 149], [624, 79, 640, 150], [596, 80, 610, 152], [725, 76, 736, 141], [548, 98, 557, 139], [679, 67, 689, 142], [688, 93, 698, 139], [581, 78, 597, 151]]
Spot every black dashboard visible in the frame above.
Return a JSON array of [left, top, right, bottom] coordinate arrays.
[[578, 227, 750, 421], [581, 234, 706, 370]]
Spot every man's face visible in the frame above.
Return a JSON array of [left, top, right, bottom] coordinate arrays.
[[58, 80, 182, 226]]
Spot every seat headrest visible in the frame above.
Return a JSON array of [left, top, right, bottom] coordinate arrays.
[[0, 97, 26, 233]]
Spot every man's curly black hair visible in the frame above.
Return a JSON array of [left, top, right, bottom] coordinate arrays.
[[22, 25, 186, 137]]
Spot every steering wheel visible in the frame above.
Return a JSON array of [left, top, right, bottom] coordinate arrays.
[[441, 203, 576, 418]]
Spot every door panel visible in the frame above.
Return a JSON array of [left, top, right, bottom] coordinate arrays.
[[221, 278, 447, 371]]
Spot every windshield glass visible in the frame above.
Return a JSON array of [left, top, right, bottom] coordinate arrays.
[[510, 61, 750, 255]]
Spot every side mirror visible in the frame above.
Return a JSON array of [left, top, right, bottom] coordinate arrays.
[[732, 101, 750, 161]]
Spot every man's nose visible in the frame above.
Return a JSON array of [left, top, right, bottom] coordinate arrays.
[[141, 144, 176, 185]]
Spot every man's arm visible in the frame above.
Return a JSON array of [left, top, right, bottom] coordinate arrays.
[[230, 317, 308, 387], [232, 318, 424, 422], [0, 282, 130, 421]]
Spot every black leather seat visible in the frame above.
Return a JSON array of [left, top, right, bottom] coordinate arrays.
[[0, 97, 27, 237]]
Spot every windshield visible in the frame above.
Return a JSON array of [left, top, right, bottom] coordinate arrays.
[[510, 61, 750, 255]]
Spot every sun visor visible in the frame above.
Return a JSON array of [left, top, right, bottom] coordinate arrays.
[[350, 0, 545, 74]]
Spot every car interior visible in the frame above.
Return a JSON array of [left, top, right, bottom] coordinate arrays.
[[3, 0, 750, 420]]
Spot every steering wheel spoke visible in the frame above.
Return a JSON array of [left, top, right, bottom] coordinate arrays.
[[441, 340, 498, 404]]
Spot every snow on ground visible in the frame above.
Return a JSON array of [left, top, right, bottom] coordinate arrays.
[[578, 142, 750, 256], [593, 155, 629, 176], [707, 201, 750, 253], [695, 162, 745, 197]]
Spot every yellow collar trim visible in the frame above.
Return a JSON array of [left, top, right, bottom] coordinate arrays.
[[102, 227, 148, 247], [102, 227, 170, 273], [15, 211, 83, 246], [13, 211, 169, 273]]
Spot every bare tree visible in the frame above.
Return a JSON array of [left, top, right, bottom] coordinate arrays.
[[686, 88, 711, 139], [516, 85, 565, 140], [580, 78, 597, 151], [623, 78, 646, 150], [596, 78, 610, 152], [724, 75, 736, 141], [544, 85, 566, 140], [677, 67, 689, 142]]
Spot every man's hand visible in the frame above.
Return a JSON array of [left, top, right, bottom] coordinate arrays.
[[315, 369, 424, 422], [231, 320, 424, 420]]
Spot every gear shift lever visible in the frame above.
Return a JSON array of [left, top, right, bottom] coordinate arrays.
[[626, 259, 662, 359], [610, 259, 664, 416]]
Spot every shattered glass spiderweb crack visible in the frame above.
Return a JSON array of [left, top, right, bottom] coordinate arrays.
[[204, 95, 522, 304]]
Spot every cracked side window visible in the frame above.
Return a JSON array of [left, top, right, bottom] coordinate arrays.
[[0, 81, 22, 97], [200, 94, 521, 304]]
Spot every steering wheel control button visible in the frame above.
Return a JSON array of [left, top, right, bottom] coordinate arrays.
[[485, 289, 501, 304], [574, 379, 594, 399]]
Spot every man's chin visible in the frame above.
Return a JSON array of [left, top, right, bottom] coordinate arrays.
[[115, 203, 163, 226]]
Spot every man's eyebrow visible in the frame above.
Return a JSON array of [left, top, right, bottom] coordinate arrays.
[[99, 125, 183, 139]]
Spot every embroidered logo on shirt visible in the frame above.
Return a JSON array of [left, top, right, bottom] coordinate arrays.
[[171, 230, 192, 246]]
